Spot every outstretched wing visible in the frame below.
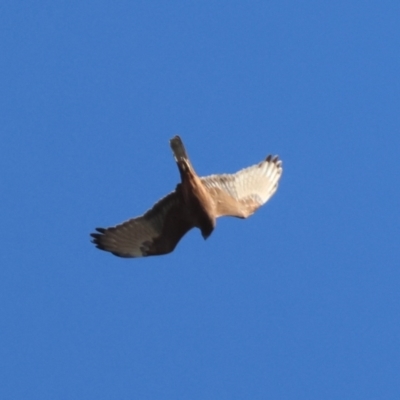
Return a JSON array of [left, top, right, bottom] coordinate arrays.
[[200, 155, 283, 218], [91, 190, 194, 258]]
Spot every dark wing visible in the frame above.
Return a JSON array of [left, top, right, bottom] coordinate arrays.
[[91, 190, 194, 257], [200, 155, 283, 218]]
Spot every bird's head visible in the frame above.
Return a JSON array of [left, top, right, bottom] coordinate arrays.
[[201, 217, 216, 240]]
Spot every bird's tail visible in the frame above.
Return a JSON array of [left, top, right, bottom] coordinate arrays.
[[170, 135, 194, 173]]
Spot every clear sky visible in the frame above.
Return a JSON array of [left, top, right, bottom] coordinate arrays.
[[1, 1, 399, 399]]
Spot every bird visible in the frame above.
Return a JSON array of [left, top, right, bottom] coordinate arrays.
[[91, 136, 283, 258]]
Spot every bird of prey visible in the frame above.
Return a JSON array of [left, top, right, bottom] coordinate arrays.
[[91, 136, 282, 258]]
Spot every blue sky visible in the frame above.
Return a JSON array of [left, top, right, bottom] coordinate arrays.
[[1, 1, 399, 399]]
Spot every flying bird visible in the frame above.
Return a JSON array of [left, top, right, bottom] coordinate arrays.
[[91, 136, 283, 258]]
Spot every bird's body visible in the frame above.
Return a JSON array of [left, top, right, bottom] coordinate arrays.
[[91, 136, 282, 258], [171, 136, 216, 239]]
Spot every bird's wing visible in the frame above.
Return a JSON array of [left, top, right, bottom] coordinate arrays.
[[200, 155, 283, 218], [91, 190, 194, 257]]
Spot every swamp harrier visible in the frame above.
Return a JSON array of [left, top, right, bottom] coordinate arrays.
[[91, 136, 282, 258]]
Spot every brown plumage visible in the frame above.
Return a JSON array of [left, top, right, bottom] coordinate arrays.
[[91, 136, 283, 258]]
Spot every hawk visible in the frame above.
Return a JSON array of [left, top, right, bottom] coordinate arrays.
[[91, 136, 283, 258]]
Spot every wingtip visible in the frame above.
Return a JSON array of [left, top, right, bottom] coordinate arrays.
[[265, 154, 282, 167]]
